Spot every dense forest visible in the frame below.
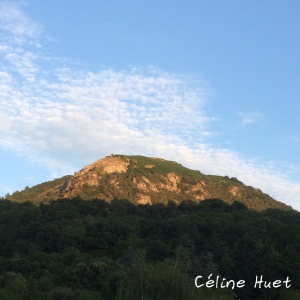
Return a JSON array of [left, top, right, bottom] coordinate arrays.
[[0, 198, 299, 299]]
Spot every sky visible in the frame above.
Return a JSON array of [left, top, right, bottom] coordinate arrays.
[[0, 0, 300, 210]]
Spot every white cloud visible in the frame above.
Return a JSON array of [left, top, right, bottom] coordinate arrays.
[[0, 3, 299, 211], [0, 65, 211, 168], [0, 2, 41, 84], [238, 110, 265, 125], [0, 1, 42, 44]]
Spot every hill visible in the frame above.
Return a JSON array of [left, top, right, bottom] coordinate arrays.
[[7, 154, 292, 211]]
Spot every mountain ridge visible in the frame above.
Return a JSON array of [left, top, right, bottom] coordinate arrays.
[[6, 154, 292, 211]]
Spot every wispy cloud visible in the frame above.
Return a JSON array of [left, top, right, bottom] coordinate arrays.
[[0, 3, 299, 210], [0, 1, 42, 44], [238, 110, 265, 125]]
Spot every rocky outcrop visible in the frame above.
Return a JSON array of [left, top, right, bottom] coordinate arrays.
[[58, 155, 130, 198]]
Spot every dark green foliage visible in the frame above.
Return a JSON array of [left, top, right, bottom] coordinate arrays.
[[0, 198, 299, 299], [0, 272, 30, 300]]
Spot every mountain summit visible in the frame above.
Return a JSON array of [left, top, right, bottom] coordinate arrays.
[[8, 155, 292, 211]]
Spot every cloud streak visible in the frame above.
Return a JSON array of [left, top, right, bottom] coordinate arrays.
[[0, 3, 299, 210], [238, 111, 265, 125]]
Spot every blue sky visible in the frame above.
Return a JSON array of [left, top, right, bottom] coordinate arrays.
[[0, 0, 300, 210]]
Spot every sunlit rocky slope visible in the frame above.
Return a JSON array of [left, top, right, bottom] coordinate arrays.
[[7, 155, 292, 211]]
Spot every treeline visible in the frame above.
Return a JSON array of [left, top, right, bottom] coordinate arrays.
[[0, 198, 299, 299]]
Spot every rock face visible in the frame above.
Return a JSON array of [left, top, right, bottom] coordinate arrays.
[[58, 155, 130, 199], [8, 155, 293, 211]]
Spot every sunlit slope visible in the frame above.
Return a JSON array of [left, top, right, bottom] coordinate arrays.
[[7, 155, 292, 211]]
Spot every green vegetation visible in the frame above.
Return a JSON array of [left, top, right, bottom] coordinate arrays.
[[0, 198, 299, 299], [125, 155, 204, 177], [4, 176, 72, 204]]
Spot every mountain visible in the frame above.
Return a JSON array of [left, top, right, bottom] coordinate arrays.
[[7, 154, 292, 211]]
